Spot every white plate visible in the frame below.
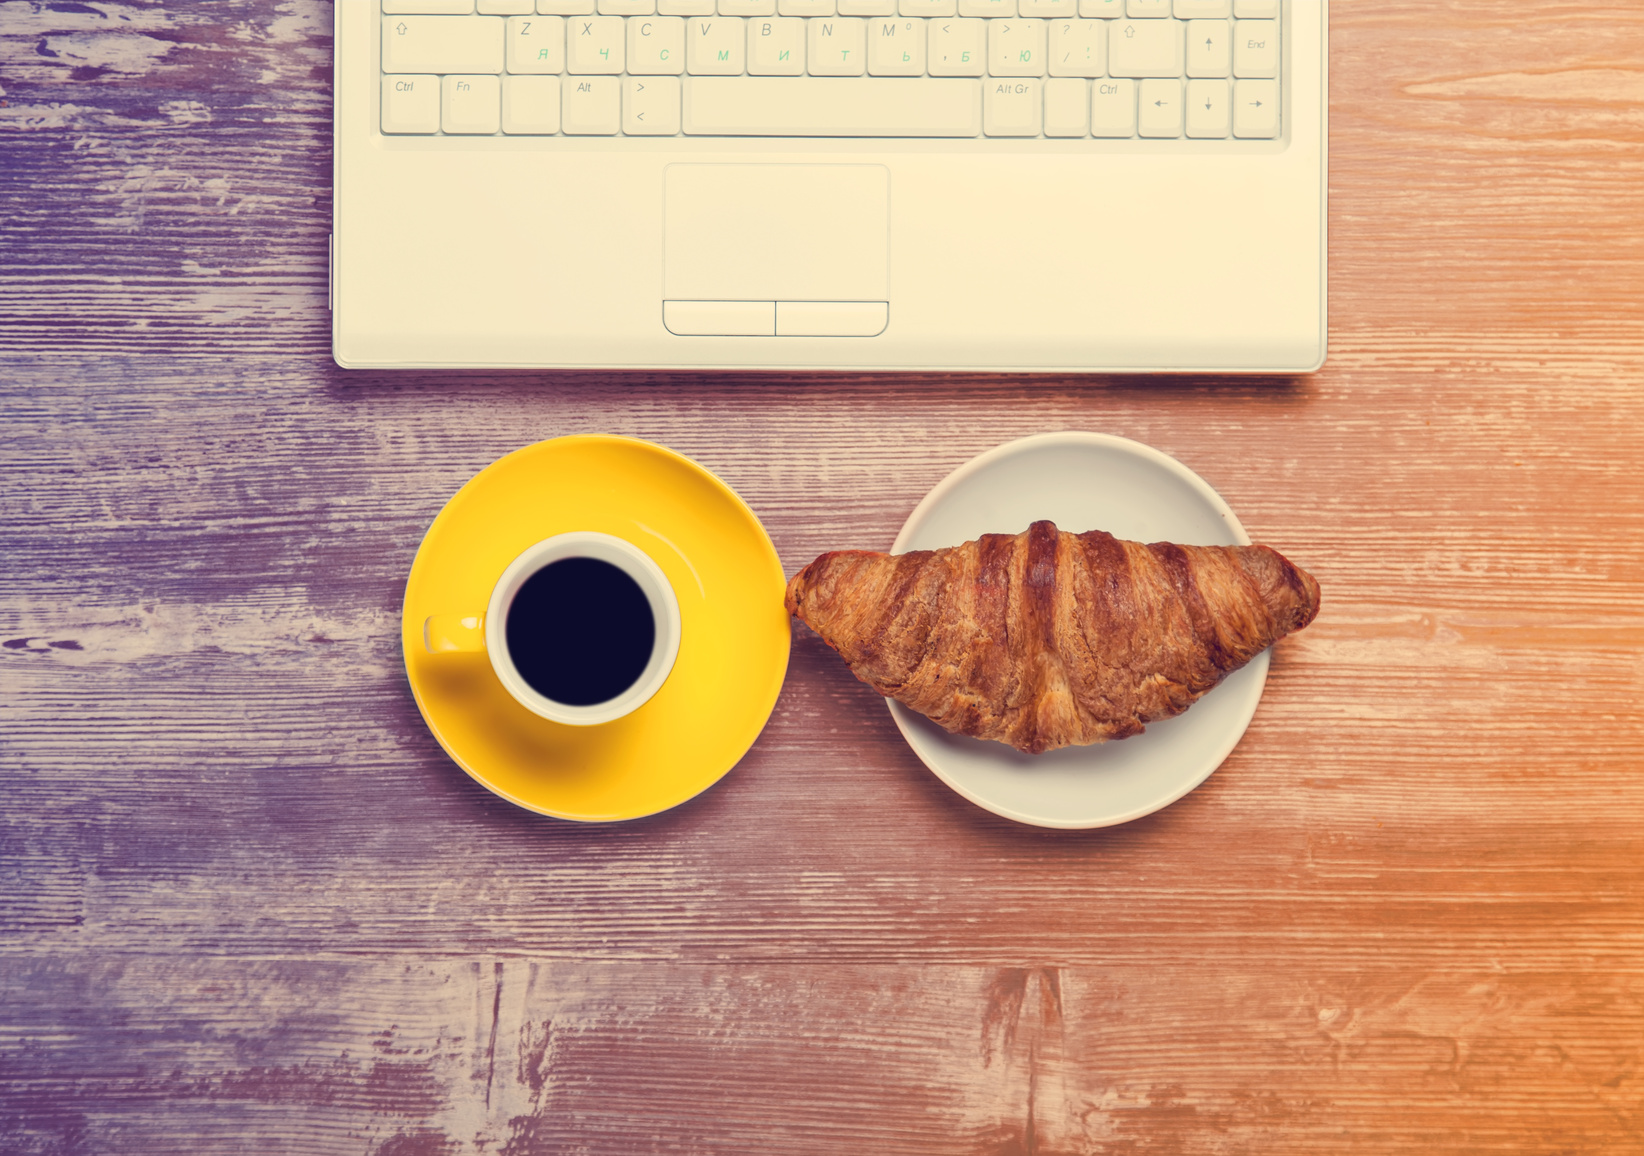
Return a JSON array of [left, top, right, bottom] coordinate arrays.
[[888, 432, 1268, 829]]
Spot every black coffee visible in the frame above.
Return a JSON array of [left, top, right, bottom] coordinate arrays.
[[506, 557, 656, 707]]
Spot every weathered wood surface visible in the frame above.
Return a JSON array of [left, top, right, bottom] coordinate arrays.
[[3, 2, 1643, 1153]]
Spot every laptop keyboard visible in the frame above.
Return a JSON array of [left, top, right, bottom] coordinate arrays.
[[379, 0, 1282, 139]]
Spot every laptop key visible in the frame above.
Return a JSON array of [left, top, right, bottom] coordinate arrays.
[[382, 15, 504, 74], [381, 75, 441, 133], [1184, 17, 1228, 76], [629, 17, 687, 73], [569, 16, 627, 71], [808, 18, 868, 75], [442, 74, 501, 132], [684, 76, 980, 135], [1048, 19, 1104, 78], [1108, 17, 1182, 77], [1232, 76, 1275, 136], [929, 19, 986, 77], [689, 17, 748, 74], [624, 76, 682, 132], [751, 18, 808, 75], [984, 78, 1041, 135], [988, 20, 1047, 77], [1136, 76, 1180, 136], [507, 15, 566, 73], [503, 74, 562, 131], [1232, 18, 1276, 78], [1183, 76, 1227, 137], [1089, 76, 1135, 135], [866, 19, 926, 75], [384, 0, 476, 12], [562, 75, 623, 131], [1043, 76, 1087, 135]]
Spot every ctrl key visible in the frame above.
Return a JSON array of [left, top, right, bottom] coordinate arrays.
[[383, 75, 439, 134]]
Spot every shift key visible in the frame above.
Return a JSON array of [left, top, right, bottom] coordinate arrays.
[[1107, 17, 1182, 78], [383, 15, 504, 75]]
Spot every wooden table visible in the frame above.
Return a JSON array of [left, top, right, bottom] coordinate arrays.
[[3, 3, 1641, 1152]]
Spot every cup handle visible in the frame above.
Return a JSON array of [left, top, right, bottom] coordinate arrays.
[[424, 614, 485, 654]]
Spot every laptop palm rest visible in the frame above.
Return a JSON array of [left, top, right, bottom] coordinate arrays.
[[663, 163, 889, 337]]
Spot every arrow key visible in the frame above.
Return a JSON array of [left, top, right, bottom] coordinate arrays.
[[1184, 18, 1229, 77], [1185, 76, 1228, 137], [624, 75, 680, 134], [1232, 76, 1277, 137], [1137, 76, 1181, 137]]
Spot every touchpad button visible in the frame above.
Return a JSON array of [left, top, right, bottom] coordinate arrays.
[[664, 164, 889, 304]]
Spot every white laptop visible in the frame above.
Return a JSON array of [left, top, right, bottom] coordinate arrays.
[[332, 0, 1325, 371]]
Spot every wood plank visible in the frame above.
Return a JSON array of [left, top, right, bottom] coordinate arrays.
[[3, 957, 1641, 1153], [2, 343, 1642, 965]]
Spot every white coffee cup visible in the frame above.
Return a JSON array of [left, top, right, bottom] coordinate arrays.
[[423, 532, 682, 726]]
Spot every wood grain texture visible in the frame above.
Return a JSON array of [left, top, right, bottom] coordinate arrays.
[[3, 2, 1643, 1153]]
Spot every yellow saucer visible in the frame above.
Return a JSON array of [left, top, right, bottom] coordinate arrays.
[[401, 436, 790, 821]]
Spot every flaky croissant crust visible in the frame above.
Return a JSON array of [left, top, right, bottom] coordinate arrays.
[[786, 520, 1320, 754]]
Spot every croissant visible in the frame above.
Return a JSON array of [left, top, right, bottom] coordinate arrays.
[[785, 520, 1320, 754]]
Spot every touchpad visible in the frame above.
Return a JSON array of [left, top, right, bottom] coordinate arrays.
[[664, 164, 888, 333]]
